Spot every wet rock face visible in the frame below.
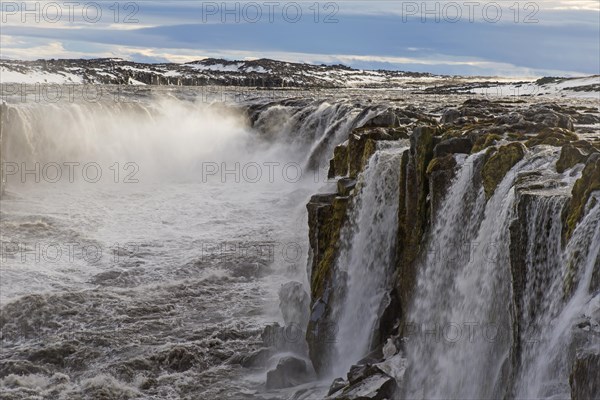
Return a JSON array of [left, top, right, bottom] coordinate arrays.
[[337, 178, 357, 197], [427, 154, 458, 217], [329, 142, 349, 178], [393, 125, 437, 332], [570, 353, 600, 400], [306, 119, 414, 376], [564, 153, 600, 241], [481, 142, 526, 199], [305, 193, 349, 375]]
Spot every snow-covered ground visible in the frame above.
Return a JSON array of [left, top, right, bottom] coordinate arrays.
[[0, 58, 598, 98]]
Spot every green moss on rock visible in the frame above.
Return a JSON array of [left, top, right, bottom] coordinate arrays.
[[426, 154, 457, 175], [308, 196, 350, 299], [471, 133, 503, 154], [564, 153, 600, 242], [481, 142, 526, 199], [525, 128, 578, 148]]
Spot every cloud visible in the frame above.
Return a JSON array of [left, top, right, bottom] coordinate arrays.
[[1, 1, 598, 76]]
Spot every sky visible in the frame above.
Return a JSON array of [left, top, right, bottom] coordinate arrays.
[[1, 0, 599, 76]]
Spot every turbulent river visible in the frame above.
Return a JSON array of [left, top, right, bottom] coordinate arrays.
[[0, 87, 395, 399]]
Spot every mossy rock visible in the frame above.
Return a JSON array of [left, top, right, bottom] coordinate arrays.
[[481, 142, 526, 199], [556, 141, 598, 173], [337, 178, 356, 197], [426, 154, 457, 175], [329, 143, 348, 178], [348, 127, 400, 178], [427, 154, 458, 216], [525, 128, 578, 148], [472, 133, 503, 153], [507, 132, 526, 141], [564, 153, 600, 242], [308, 196, 350, 299], [439, 125, 463, 140]]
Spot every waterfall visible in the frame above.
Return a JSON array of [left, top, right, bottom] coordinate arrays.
[[249, 98, 383, 171], [1, 95, 385, 194], [515, 197, 600, 399], [405, 149, 563, 399], [0, 97, 254, 186], [331, 141, 408, 375]]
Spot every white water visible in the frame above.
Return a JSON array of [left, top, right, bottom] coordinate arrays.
[[405, 148, 579, 399], [331, 142, 407, 376], [515, 197, 600, 399], [0, 91, 377, 398]]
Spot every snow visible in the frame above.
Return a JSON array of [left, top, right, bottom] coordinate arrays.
[[186, 62, 243, 72], [468, 76, 599, 99], [0, 60, 598, 97], [0, 66, 84, 84], [243, 66, 269, 73], [127, 77, 147, 85]]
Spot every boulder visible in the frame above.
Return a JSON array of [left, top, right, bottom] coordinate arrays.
[[362, 110, 401, 128], [348, 363, 380, 385], [441, 108, 461, 124], [328, 377, 348, 395], [266, 356, 312, 389], [433, 136, 473, 157], [556, 141, 598, 173], [261, 323, 307, 354], [471, 133, 503, 153], [326, 373, 397, 400], [238, 347, 274, 368], [278, 281, 310, 328]]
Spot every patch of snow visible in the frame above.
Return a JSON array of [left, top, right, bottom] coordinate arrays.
[[186, 62, 243, 72], [0, 66, 84, 84]]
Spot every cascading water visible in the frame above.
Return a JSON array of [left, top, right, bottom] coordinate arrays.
[[250, 98, 384, 172], [405, 148, 566, 399], [514, 196, 600, 399], [330, 141, 408, 375]]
